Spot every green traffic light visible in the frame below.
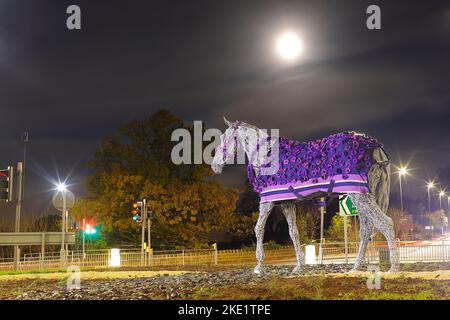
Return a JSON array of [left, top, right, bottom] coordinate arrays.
[[85, 227, 97, 235]]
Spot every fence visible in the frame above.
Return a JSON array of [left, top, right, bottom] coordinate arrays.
[[0, 242, 449, 272]]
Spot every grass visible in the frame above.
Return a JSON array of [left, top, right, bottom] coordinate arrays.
[[0, 269, 66, 276], [0, 266, 103, 276], [186, 275, 450, 300]]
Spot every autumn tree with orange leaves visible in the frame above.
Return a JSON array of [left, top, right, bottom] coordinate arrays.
[[72, 110, 254, 248]]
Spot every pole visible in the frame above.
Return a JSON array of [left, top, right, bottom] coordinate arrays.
[[22, 132, 28, 203], [65, 210, 69, 253], [141, 198, 146, 266], [60, 190, 66, 267], [399, 173, 404, 212], [14, 162, 23, 271], [82, 218, 86, 260], [447, 198, 450, 232], [147, 214, 151, 265], [319, 197, 325, 264], [439, 196, 443, 235], [40, 233, 45, 270], [344, 214, 348, 264], [427, 187, 431, 213]]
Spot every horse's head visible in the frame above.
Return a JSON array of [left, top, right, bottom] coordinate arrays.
[[211, 117, 242, 174]]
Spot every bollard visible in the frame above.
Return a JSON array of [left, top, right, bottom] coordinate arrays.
[[109, 248, 121, 267], [305, 245, 317, 265]]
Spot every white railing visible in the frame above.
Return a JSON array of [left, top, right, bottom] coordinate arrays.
[[0, 243, 448, 272]]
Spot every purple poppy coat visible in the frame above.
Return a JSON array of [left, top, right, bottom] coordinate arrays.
[[247, 132, 383, 203]]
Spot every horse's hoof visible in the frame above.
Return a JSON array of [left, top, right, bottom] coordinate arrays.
[[348, 268, 359, 273], [291, 265, 303, 274], [253, 264, 263, 274]]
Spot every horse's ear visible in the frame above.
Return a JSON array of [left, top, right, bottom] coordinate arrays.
[[223, 116, 233, 127]]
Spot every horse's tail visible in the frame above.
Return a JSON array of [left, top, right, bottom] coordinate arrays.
[[368, 147, 390, 213]]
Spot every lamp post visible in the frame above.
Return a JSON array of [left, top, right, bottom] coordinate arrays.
[[57, 183, 67, 267], [398, 167, 407, 212], [439, 190, 445, 210], [427, 182, 435, 213], [447, 196, 450, 232], [439, 190, 445, 235], [82, 218, 86, 260], [448, 196, 450, 213]]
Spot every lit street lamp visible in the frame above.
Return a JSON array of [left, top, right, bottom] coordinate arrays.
[[398, 167, 408, 212], [427, 182, 435, 213]]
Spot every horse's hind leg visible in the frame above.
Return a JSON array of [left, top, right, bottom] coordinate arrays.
[[254, 201, 274, 274], [281, 201, 305, 273], [350, 214, 374, 272], [349, 193, 398, 272]]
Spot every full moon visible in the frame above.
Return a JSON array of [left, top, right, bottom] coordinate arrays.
[[276, 31, 303, 61]]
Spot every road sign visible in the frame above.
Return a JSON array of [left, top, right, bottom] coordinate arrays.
[[339, 195, 359, 216], [52, 190, 75, 211], [0, 232, 75, 246]]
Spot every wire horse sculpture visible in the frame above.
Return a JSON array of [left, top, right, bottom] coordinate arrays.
[[211, 118, 398, 274]]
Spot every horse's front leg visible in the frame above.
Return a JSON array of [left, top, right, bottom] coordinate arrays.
[[254, 202, 274, 274], [281, 201, 305, 274]]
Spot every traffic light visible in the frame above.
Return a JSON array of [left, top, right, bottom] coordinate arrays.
[[0, 166, 14, 202], [84, 224, 97, 235], [147, 207, 154, 220], [132, 201, 143, 222]]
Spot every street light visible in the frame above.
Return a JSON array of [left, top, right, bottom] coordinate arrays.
[[447, 196, 450, 232], [56, 183, 67, 192], [438, 190, 446, 235], [398, 167, 408, 212], [439, 190, 445, 210], [427, 181, 435, 213], [55, 182, 68, 266]]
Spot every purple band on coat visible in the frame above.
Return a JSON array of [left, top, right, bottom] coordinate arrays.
[[260, 184, 369, 203]]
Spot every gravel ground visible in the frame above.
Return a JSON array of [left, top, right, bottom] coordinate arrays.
[[4, 262, 450, 300]]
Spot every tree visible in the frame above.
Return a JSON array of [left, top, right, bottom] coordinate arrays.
[[295, 203, 320, 244], [72, 110, 253, 248], [327, 214, 358, 242], [386, 208, 404, 239], [426, 209, 446, 231]]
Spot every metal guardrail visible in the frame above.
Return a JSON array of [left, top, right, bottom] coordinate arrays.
[[0, 243, 449, 272]]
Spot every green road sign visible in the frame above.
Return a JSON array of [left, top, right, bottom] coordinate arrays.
[[339, 195, 359, 216]]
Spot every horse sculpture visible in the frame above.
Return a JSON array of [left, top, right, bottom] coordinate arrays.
[[211, 118, 398, 274]]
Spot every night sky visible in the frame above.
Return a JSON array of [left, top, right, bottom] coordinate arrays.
[[0, 0, 449, 220]]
